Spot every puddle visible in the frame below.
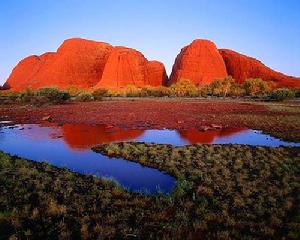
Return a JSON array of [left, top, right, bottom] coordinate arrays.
[[0, 123, 299, 194]]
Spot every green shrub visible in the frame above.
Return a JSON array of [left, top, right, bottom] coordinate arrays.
[[0, 91, 19, 104], [243, 78, 272, 96], [18, 88, 35, 103], [140, 86, 169, 97], [210, 76, 234, 97], [35, 87, 70, 103], [294, 89, 300, 98], [269, 88, 295, 101], [92, 88, 108, 100], [75, 92, 94, 101], [168, 79, 199, 97]]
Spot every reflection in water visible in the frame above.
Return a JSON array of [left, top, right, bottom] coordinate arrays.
[[61, 124, 144, 150], [0, 124, 175, 194], [179, 128, 248, 144], [0, 123, 299, 193]]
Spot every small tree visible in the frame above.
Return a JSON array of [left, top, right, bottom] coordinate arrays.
[[210, 76, 234, 97], [230, 83, 245, 97], [243, 78, 272, 97]]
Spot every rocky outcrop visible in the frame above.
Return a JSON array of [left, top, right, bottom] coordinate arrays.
[[4, 38, 299, 90], [4, 38, 113, 91], [4, 38, 167, 91], [96, 47, 167, 89], [169, 40, 228, 86], [219, 49, 300, 88]]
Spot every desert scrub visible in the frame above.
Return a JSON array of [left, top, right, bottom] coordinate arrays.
[[75, 92, 94, 101], [6, 87, 71, 106], [209, 76, 234, 97], [0, 151, 166, 239], [35, 87, 70, 104], [92, 88, 108, 100], [168, 79, 199, 97], [243, 78, 273, 97], [94, 142, 300, 239], [1, 142, 300, 239], [269, 88, 295, 101]]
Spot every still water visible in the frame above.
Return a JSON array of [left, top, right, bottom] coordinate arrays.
[[0, 123, 299, 193]]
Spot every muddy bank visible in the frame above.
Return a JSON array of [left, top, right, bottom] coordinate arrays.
[[0, 99, 299, 141]]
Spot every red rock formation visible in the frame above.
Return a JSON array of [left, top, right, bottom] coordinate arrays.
[[145, 61, 168, 86], [96, 47, 167, 89], [5, 39, 167, 91], [4, 38, 113, 91], [3, 55, 48, 90], [169, 39, 228, 86], [219, 49, 300, 88]]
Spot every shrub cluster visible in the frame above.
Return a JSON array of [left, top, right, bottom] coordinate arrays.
[[1, 78, 297, 103], [269, 88, 295, 101], [1, 87, 71, 106], [74, 92, 94, 102]]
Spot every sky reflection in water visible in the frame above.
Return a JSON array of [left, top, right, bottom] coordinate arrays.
[[0, 123, 299, 193]]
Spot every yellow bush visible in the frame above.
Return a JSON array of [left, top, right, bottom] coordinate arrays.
[[169, 78, 199, 97]]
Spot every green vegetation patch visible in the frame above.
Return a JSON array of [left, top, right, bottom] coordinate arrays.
[[93, 142, 300, 239], [1, 142, 299, 239]]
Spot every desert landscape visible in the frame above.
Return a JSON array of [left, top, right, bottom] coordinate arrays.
[[1, 1, 300, 240]]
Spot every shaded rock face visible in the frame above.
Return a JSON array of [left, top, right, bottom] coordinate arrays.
[[4, 38, 113, 91], [169, 40, 228, 86], [219, 49, 300, 88], [96, 47, 167, 89], [5, 38, 168, 91]]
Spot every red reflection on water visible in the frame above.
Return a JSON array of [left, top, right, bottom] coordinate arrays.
[[179, 128, 248, 144], [61, 124, 144, 150]]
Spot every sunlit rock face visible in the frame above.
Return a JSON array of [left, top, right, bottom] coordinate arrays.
[[4, 38, 113, 90], [96, 47, 168, 89], [4, 38, 299, 90], [169, 39, 228, 86], [219, 49, 300, 88], [4, 39, 168, 91]]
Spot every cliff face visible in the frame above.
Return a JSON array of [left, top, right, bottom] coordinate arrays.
[[219, 49, 300, 88], [4, 38, 167, 91], [169, 40, 228, 86]]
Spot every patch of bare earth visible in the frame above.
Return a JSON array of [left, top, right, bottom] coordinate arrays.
[[0, 98, 299, 141]]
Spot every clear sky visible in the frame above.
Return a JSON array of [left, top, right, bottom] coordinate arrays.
[[1, 0, 300, 85]]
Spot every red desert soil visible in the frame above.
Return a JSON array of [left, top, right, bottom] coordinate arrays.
[[1, 99, 299, 141]]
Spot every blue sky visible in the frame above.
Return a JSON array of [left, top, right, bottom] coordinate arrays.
[[1, 0, 300, 85]]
